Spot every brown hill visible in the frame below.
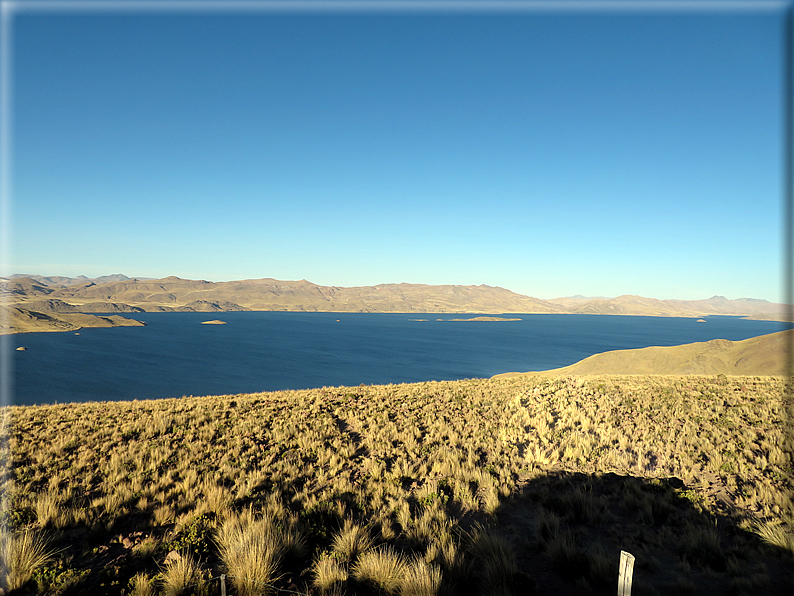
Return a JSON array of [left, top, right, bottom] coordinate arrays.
[[496, 330, 793, 377], [3, 274, 789, 320], [12, 298, 146, 314], [0, 277, 55, 299], [1, 305, 145, 335], [20, 299, 80, 312], [39, 276, 565, 314], [72, 301, 146, 313], [174, 300, 250, 312]]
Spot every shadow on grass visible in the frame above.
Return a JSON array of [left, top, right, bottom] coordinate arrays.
[[491, 470, 794, 596], [10, 471, 794, 596]]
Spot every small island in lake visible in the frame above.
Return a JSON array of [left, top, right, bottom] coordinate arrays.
[[447, 316, 523, 322], [201, 320, 227, 325]]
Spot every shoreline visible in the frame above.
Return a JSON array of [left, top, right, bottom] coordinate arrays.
[[7, 328, 789, 407], [3, 371, 790, 410], [3, 308, 791, 336]]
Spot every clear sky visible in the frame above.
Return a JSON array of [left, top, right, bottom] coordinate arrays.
[[3, 1, 788, 301]]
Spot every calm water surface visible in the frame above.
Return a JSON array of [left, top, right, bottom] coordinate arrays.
[[10, 312, 786, 405]]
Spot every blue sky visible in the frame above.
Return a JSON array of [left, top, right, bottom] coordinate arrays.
[[3, 1, 788, 301]]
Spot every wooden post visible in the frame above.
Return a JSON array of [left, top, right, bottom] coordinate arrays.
[[220, 574, 226, 596], [618, 550, 635, 596]]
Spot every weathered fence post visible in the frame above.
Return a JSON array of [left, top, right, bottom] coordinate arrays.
[[618, 550, 635, 596], [220, 574, 227, 596]]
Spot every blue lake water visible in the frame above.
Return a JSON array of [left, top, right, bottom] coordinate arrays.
[[8, 312, 787, 405]]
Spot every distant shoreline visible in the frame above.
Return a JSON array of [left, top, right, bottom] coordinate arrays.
[[3, 275, 789, 336], [9, 315, 787, 406], [3, 308, 791, 336], [442, 316, 523, 322]]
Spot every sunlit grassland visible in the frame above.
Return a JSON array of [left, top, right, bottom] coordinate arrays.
[[1, 374, 792, 595]]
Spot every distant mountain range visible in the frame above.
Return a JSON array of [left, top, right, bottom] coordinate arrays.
[[544, 293, 783, 319], [6, 273, 149, 286], [1, 274, 790, 334]]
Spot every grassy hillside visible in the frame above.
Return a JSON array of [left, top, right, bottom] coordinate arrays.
[[496, 330, 793, 378], [2, 375, 792, 595]]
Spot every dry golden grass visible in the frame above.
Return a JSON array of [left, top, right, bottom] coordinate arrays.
[[312, 552, 348, 593], [158, 550, 207, 596], [497, 329, 793, 376], [352, 546, 407, 594], [215, 508, 284, 596], [0, 529, 55, 592], [2, 374, 792, 594], [400, 557, 442, 596], [126, 571, 156, 596], [331, 519, 374, 564]]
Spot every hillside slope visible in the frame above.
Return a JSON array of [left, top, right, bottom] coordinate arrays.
[[0, 305, 145, 335], [5, 276, 565, 314], [496, 329, 793, 377]]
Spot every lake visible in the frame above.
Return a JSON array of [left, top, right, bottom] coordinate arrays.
[[9, 312, 787, 405]]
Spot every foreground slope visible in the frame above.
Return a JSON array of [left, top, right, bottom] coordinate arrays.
[[496, 329, 793, 378], [3, 375, 792, 595]]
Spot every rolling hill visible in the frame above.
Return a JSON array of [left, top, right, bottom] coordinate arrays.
[[2, 276, 565, 315], [495, 329, 793, 377], [0, 304, 145, 334]]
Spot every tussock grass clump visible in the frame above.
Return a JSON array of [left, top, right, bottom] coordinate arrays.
[[153, 503, 176, 526], [0, 528, 55, 592], [196, 482, 232, 518], [32, 489, 62, 529], [158, 551, 207, 596], [543, 528, 583, 571], [585, 543, 616, 589], [681, 523, 724, 571], [352, 545, 408, 594], [127, 571, 156, 596], [132, 534, 161, 560], [331, 518, 374, 563], [312, 552, 348, 593], [470, 530, 519, 593], [215, 509, 285, 596], [401, 557, 443, 596], [751, 518, 794, 552], [534, 507, 561, 544]]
